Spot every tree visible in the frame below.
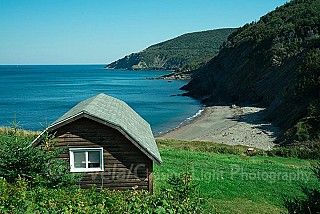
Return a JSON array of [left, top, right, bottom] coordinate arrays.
[[0, 123, 79, 187]]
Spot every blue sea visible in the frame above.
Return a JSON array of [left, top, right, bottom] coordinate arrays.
[[0, 65, 203, 135]]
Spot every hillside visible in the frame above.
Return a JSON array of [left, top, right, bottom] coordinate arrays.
[[1, 126, 318, 213], [182, 0, 320, 146], [105, 28, 235, 72]]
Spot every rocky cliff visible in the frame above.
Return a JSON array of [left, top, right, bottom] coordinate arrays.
[[182, 0, 320, 145]]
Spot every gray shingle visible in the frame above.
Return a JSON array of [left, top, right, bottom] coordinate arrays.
[[51, 93, 162, 164]]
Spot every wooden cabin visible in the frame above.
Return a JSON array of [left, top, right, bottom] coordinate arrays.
[[32, 93, 162, 193]]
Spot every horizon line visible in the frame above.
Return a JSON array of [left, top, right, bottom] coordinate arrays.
[[0, 63, 107, 66]]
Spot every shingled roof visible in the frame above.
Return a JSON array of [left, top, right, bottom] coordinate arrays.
[[32, 93, 162, 164]]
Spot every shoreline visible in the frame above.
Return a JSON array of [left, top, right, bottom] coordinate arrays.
[[155, 107, 206, 137], [157, 105, 280, 150]]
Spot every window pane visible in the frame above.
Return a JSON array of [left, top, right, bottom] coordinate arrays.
[[74, 152, 86, 168], [88, 151, 101, 168]]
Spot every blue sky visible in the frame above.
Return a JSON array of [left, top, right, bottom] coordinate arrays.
[[0, 0, 289, 65]]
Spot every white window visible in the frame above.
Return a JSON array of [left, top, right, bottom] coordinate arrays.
[[69, 148, 104, 172]]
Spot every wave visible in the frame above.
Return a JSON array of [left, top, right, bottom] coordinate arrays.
[[156, 107, 205, 136], [185, 108, 204, 121]]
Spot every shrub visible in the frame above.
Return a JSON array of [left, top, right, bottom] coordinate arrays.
[[294, 121, 310, 142], [285, 162, 320, 213], [0, 170, 205, 213], [268, 141, 320, 159], [0, 124, 79, 187]]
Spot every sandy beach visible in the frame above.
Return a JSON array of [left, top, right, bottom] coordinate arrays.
[[158, 105, 280, 150]]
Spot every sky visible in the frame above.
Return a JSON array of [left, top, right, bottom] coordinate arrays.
[[0, 0, 289, 65]]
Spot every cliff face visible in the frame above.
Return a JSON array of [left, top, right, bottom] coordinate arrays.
[[105, 28, 235, 71], [183, 42, 297, 106], [182, 0, 320, 145]]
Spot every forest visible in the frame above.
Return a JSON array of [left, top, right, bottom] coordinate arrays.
[[105, 28, 235, 71], [182, 0, 320, 148]]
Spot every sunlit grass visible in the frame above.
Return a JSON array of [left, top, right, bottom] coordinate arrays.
[[155, 139, 318, 213]]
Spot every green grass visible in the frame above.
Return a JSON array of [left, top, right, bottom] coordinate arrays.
[[1, 128, 318, 213], [155, 139, 319, 213], [156, 139, 264, 155]]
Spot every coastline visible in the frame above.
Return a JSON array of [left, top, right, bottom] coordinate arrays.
[[154, 107, 205, 137], [157, 105, 280, 150]]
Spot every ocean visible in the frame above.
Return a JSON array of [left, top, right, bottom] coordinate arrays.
[[0, 65, 203, 135]]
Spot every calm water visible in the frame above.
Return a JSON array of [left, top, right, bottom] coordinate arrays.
[[0, 65, 202, 134]]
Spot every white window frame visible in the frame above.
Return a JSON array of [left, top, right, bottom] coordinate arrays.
[[69, 148, 104, 172]]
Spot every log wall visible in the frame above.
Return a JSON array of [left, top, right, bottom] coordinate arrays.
[[52, 117, 153, 191]]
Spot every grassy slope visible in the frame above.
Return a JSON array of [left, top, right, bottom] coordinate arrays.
[[1, 128, 318, 213], [105, 28, 235, 71], [155, 139, 318, 213]]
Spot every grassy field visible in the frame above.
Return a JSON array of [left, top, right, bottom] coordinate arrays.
[[154, 139, 319, 213], [0, 127, 318, 213]]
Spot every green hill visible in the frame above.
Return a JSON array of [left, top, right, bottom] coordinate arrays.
[[0, 126, 318, 213], [182, 0, 320, 146], [105, 28, 235, 71]]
